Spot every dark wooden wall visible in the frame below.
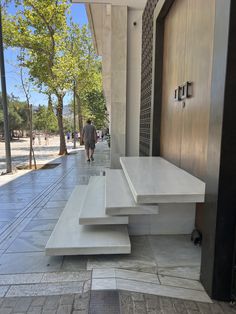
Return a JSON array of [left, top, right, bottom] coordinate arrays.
[[160, 0, 215, 181], [147, 0, 236, 301], [160, 0, 187, 166], [160, 0, 215, 231]]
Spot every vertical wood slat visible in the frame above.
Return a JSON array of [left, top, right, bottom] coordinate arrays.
[[181, 0, 215, 180], [160, 0, 187, 166]]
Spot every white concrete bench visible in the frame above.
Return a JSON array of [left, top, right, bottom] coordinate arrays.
[[46, 157, 206, 256], [119, 157, 205, 235], [120, 157, 205, 203]]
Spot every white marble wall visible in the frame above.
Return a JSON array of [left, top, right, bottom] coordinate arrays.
[[128, 203, 196, 235], [101, 5, 112, 120], [87, 4, 143, 167], [110, 6, 128, 168]]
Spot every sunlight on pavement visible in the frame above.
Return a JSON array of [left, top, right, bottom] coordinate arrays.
[[0, 135, 85, 183]]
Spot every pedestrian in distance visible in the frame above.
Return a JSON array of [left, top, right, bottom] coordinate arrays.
[[66, 131, 70, 143], [82, 119, 97, 162], [45, 133, 49, 145]]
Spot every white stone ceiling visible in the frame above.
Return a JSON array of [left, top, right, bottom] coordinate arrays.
[[71, 0, 147, 9]]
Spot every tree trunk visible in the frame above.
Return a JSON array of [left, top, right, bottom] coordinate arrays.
[[29, 104, 32, 169], [75, 92, 83, 145], [57, 94, 67, 155], [48, 93, 53, 111]]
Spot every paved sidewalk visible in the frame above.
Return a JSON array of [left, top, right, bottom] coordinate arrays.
[[0, 140, 107, 313], [1, 290, 236, 313], [0, 136, 81, 172], [0, 139, 236, 313], [0, 293, 90, 314]]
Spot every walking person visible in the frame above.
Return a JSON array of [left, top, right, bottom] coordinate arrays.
[[44, 133, 49, 145], [66, 131, 70, 143], [82, 119, 97, 162]]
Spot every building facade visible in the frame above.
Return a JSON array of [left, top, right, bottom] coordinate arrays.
[[72, 0, 236, 301], [74, 0, 146, 168]]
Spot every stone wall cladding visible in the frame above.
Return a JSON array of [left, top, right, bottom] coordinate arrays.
[[139, 0, 159, 156]]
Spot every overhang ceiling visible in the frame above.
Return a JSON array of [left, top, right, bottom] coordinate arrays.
[[85, 3, 104, 55], [72, 0, 146, 55], [71, 0, 147, 10]]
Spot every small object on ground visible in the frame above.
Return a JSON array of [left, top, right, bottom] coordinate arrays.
[[191, 229, 202, 246]]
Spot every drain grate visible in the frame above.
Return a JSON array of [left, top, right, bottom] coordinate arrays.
[[17, 163, 60, 170]]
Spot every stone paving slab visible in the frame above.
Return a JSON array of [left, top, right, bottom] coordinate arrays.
[[116, 278, 211, 303], [0, 292, 90, 314], [87, 290, 236, 314], [0, 252, 63, 274], [6, 281, 85, 297], [0, 271, 91, 286], [0, 271, 91, 299], [23, 219, 57, 232], [89, 290, 120, 314]]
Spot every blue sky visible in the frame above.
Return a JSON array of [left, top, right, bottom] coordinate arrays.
[[4, 2, 88, 106]]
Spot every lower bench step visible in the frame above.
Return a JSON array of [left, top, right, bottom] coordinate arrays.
[[79, 177, 128, 225], [45, 185, 131, 256]]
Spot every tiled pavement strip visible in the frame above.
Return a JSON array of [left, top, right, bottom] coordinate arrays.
[[0, 138, 236, 313]]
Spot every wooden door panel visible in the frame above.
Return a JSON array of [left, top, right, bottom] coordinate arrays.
[[180, 0, 215, 179], [160, 0, 188, 166]]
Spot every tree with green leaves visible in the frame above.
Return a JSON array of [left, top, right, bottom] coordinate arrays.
[[3, 1, 107, 152], [0, 93, 28, 137], [84, 90, 108, 130], [3, 0, 77, 155], [68, 23, 107, 139], [33, 104, 58, 133]]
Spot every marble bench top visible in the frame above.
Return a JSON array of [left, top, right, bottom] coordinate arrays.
[[120, 157, 205, 204]]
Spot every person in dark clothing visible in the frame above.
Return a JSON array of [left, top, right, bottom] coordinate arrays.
[[82, 119, 97, 162]]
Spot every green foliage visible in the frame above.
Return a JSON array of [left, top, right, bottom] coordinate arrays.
[[69, 23, 101, 90], [8, 105, 24, 131], [83, 90, 108, 129], [63, 116, 73, 133], [33, 105, 58, 132], [3, 0, 74, 95], [68, 23, 107, 129], [2, 0, 74, 153], [0, 93, 28, 135], [2, 0, 108, 148]]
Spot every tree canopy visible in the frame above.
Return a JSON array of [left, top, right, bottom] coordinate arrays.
[[2, 0, 108, 150], [0, 93, 26, 137], [33, 105, 58, 133]]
